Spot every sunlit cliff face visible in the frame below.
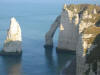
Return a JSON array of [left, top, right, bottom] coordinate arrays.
[[64, 4, 80, 25], [3, 17, 22, 52], [65, 4, 100, 55], [6, 17, 22, 42], [60, 24, 64, 31]]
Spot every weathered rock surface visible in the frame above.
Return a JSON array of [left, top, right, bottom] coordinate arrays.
[[67, 4, 100, 75], [63, 4, 100, 75], [45, 4, 79, 51], [57, 7, 79, 51], [44, 15, 61, 48], [0, 17, 22, 55], [45, 4, 100, 75]]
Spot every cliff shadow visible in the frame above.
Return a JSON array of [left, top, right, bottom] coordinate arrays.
[[61, 57, 76, 75], [86, 34, 100, 75], [56, 52, 76, 75], [1, 56, 22, 75], [45, 47, 53, 59], [44, 47, 56, 75], [44, 47, 76, 75]]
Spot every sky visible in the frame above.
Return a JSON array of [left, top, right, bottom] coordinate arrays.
[[0, 0, 100, 5]]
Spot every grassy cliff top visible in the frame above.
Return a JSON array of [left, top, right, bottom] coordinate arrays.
[[83, 26, 100, 57], [83, 26, 100, 47], [82, 14, 100, 24], [84, 26, 100, 34], [67, 4, 100, 13], [66, 4, 100, 25]]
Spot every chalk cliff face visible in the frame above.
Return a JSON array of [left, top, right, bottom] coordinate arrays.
[[64, 4, 100, 75], [44, 15, 61, 47], [67, 4, 100, 75], [45, 4, 79, 51], [3, 17, 22, 53], [45, 4, 100, 75], [57, 8, 79, 51]]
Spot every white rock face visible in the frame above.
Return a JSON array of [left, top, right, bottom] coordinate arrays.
[[76, 34, 93, 75], [93, 9, 97, 14], [82, 34, 94, 56], [78, 10, 95, 33], [3, 17, 22, 52], [45, 4, 100, 75], [45, 15, 61, 47], [79, 21, 94, 33], [45, 4, 79, 51], [65, 6, 79, 25], [57, 10, 79, 51]]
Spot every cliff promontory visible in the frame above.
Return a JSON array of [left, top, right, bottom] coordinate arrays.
[[45, 4, 100, 75]]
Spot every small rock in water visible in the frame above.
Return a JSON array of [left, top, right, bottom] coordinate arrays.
[[0, 17, 22, 55]]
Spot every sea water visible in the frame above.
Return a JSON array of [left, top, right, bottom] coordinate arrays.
[[0, 1, 75, 75]]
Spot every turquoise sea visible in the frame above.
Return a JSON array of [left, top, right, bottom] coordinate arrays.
[[0, 0, 97, 75]]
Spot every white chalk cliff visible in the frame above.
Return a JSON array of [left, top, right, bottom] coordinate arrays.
[[3, 17, 22, 53], [57, 8, 79, 51], [45, 4, 100, 75], [45, 15, 61, 47], [45, 4, 79, 51], [65, 4, 100, 75]]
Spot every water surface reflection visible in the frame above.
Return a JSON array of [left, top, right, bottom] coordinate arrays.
[[44, 47, 56, 75], [44, 47, 75, 75], [1, 56, 22, 75]]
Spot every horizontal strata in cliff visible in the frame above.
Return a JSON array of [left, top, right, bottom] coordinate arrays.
[[0, 17, 22, 56]]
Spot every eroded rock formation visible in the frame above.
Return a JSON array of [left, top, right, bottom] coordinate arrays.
[[45, 4, 100, 75], [0, 17, 22, 55], [57, 7, 79, 51], [44, 15, 61, 47], [45, 4, 79, 51], [76, 26, 100, 75], [65, 4, 100, 75]]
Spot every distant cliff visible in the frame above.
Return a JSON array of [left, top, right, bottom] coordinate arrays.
[[45, 4, 100, 75]]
